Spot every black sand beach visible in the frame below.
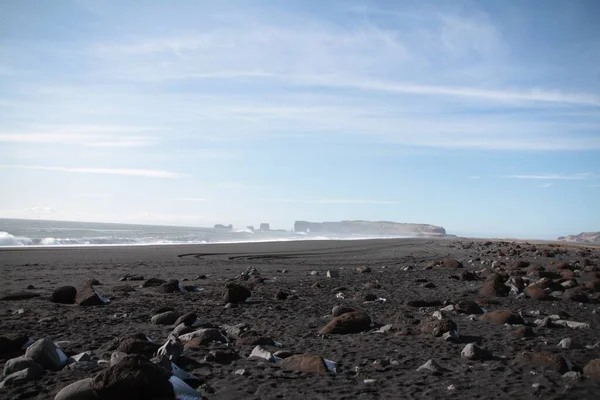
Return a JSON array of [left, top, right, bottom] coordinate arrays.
[[1, 238, 600, 399]]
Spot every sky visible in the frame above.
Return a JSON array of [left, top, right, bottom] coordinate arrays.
[[0, 0, 599, 239]]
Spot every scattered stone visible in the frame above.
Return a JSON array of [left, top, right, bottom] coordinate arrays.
[[331, 306, 354, 317], [76, 282, 108, 306], [234, 369, 246, 376], [205, 349, 240, 364], [248, 346, 275, 362], [461, 343, 492, 361], [51, 286, 77, 304], [156, 336, 183, 362], [513, 326, 535, 338], [406, 299, 442, 307], [184, 329, 228, 347], [173, 312, 197, 327], [113, 285, 135, 293], [319, 311, 371, 335], [557, 338, 578, 350], [26, 285, 35, 290], [54, 377, 97, 400], [119, 274, 144, 282], [418, 317, 457, 337], [515, 352, 569, 374], [280, 354, 329, 373], [0, 335, 30, 355], [363, 281, 382, 289], [480, 274, 509, 297], [458, 271, 478, 281], [562, 371, 582, 380], [194, 274, 207, 280], [65, 362, 99, 373], [309, 271, 319, 276], [416, 359, 444, 373], [478, 310, 524, 325], [91, 355, 175, 399], [116, 339, 159, 358], [158, 279, 182, 294], [151, 311, 180, 325], [524, 284, 550, 300], [141, 278, 165, 287], [356, 266, 372, 273], [0, 367, 43, 388], [442, 331, 459, 342], [275, 290, 290, 300], [326, 270, 339, 278], [25, 338, 65, 371], [583, 359, 600, 379], [110, 352, 127, 366], [1, 291, 41, 301], [3, 356, 43, 377], [363, 293, 377, 302], [455, 300, 483, 315], [222, 283, 251, 304]]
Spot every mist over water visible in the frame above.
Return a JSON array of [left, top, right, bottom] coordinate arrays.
[[0, 218, 414, 247]]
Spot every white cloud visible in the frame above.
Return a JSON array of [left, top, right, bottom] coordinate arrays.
[[505, 173, 593, 180], [0, 165, 189, 178], [468, 175, 481, 179], [264, 198, 398, 205], [541, 182, 554, 188]]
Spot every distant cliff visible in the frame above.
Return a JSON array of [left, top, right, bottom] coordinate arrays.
[[558, 232, 600, 244], [294, 220, 446, 236]]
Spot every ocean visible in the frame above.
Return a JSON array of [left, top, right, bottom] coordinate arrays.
[[0, 218, 413, 247]]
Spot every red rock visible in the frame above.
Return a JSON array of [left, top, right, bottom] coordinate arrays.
[[279, 354, 329, 373], [480, 274, 509, 297], [319, 311, 371, 335], [478, 310, 524, 325], [583, 359, 600, 379], [515, 352, 569, 374], [524, 284, 550, 300]]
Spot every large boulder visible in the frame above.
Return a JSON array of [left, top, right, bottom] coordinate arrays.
[[51, 286, 77, 304], [478, 310, 524, 325], [54, 378, 98, 400], [0, 335, 30, 355], [418, 317, 457, 337], [279, 354, 329, 373], [3, 356, 43, 377], [91, 355, 175, 400], [25, 338, 64, 371], [319, 311, 371, 335], [76, 283, 108, 306], [515, 352, 569, 374], [222, 283, 251, 304]]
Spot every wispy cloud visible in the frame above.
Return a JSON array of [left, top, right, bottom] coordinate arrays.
[[504, 173, 594, 180], [468, 175, 481, 179], [264, 198, 398, 205], [541, 182, 554, 188], [0, 165, 189, 178], [174, 197, 209, 202]]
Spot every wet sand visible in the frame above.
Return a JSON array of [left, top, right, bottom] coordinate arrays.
[[1, 238, 600, 399]]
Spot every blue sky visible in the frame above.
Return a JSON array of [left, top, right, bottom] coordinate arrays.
[[0, 0, 599, 239]]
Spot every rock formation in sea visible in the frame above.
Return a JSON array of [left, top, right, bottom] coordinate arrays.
[[293, 220, 446, 236]]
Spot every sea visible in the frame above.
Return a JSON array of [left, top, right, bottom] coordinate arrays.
[[0, 218, 412, 247]]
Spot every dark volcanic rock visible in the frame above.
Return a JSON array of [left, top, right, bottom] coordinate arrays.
[[91, 355, 175, 400], [406, 299, 443, 307], [116, 339, 159, 358], [51, 286, 77, 304], [205, 349, 240, 364], [356, 266, 372, 273], [564, 288, 589, 302], [363, 293, 377, 301], [275, 290, 290, 300], [119, 274, 144, 282], [222, 283, 251, 304], [478, 310, 524, 325], [157, 279, 181, 294], [319, 311, 371, 335], [141, 278, 165, 288], [3, 356, 44, 377], [54, 377, 97, 400], [76, 282, 106, 306], [151, 311, 179, 325], [418, 317, 457, 337], [279, 354, 329, 373], [173, 312, 197, 327], [455, 300, 484, 315], [513, 326, 535, 338], [24, 338, 63, 371], [515, 352, 569, 374]]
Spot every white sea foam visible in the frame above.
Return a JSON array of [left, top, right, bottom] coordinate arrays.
[[0, 231, 33, 246]]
